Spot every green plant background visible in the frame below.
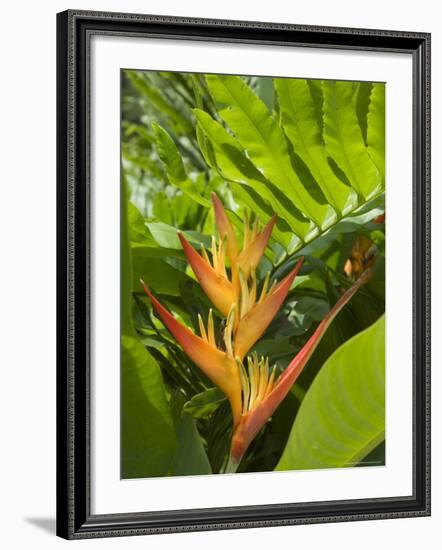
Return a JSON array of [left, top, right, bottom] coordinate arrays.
[[121, 70, 385, 478]]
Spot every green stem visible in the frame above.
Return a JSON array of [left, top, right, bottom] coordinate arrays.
[[224, 455, 239, 474]]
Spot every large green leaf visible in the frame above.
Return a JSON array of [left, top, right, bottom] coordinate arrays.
[[128, 201, 151, 243], [205, 74, 332, 228], [323, 81, 382, 200], [127, 70, 193, 135], [121, 178, 177, 478], [367, 83, 386, 183], [121, 336, 178, 478], [169, 412, 212, 476], [131, 249, 189, 296], [276, 315, 385, 471], [152, 122, 186, 180], [146, 221, 211, 250], [230, 184, 294, 250], [152, 122, 211, 207], [183, 387, 226, 419], [194, 108, 311, 241], [197, 78, 385, 259], [130, 218, 214, 295], [275, 78, 355, 216]]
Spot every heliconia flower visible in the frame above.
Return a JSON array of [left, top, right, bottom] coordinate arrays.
[[180, 194, 277, 319], [211, 193, 238, 262], [235, 213, 276, 282], [228, 268, 372, 469], [178, 232, 237, 318], [211, 193, 276, 277], [140, 281, 243, 427], [140, 194, 372, 472], [234, 257, 304, 361]]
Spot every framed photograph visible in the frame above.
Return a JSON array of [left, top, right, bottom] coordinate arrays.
[[56, 9, 431, 539]]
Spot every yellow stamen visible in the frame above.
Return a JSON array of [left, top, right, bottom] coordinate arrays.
[[207, 309, 215, 347], [201, 243, 210, 264], [237, 354, 279, 413], [258, 271, 271, 304], [211, 236, 218, 271], [179, 232, 238, 318], [234, 259, 304, 361], [198, 313, 208, 342], [264, 367, 277, 398], [238, 268, 259, 321], [257, 357, 269, 402], [218, 236, 227, 277], [248, 354, 259, 411], [224, 304, 236, 358], [237, 358, 250, 414]]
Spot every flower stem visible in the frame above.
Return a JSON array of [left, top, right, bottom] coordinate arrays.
[[224, 455, 239, 474]]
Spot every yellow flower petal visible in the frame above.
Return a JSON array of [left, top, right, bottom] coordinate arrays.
[[229, 268, 372, 466], [141, 281, 242, 426], [234, 257, 304, 360], [178, 232, 238, 317], [236, 215, 276, 280], [211, 193, 238, 262]]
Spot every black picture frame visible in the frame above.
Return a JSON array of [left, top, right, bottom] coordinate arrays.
[[56, 9, 431, 540]]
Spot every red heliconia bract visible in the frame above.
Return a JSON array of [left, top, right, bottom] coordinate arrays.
[[141, 193, 371, 471]]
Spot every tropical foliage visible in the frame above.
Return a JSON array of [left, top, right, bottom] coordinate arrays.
[[121, 70, 385, 477]]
